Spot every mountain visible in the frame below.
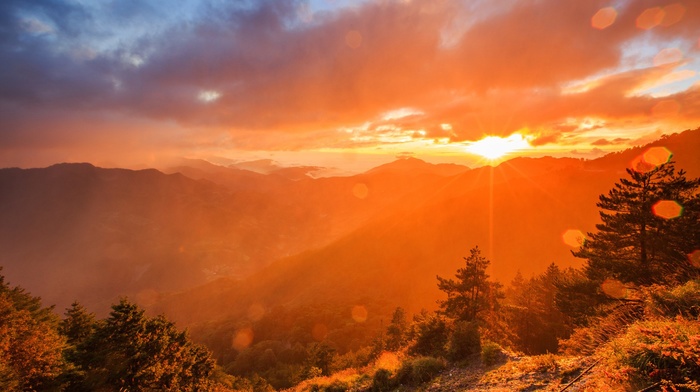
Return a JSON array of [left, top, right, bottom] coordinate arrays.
[[1, 129, 699, 320], [0, 157, 465, 313], [366, 157, 470, 177], [151, 129, 700, 327]]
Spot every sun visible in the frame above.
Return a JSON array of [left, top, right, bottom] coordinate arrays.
[[465, 134, 531, 160]]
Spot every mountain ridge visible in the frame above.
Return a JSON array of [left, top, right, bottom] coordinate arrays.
[[1, 128, 699, 318]]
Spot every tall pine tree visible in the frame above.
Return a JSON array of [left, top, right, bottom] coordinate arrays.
[[437, 246, 502, 322], [574, 160, 700, 285]]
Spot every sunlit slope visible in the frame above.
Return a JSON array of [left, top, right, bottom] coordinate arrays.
[[153, 129, 700, 326], [152, 159, 602, 324]]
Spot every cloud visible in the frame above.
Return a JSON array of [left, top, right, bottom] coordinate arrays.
[[1, 0, 700, 165]]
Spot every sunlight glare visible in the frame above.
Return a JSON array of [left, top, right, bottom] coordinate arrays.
[[375, 352, 400, 371], [465, 134, 531, 160]]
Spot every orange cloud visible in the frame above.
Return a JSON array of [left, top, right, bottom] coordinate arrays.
[[1, 0, 700, 167]]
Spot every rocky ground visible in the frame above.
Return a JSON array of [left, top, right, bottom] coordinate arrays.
[[419, 353, 600, 392]]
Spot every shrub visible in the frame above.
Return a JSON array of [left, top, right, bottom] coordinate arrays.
[[447, 321, 481, 361], [480, 341, 502, 366], [393, 358, 414, 386], [530, 354, 558, 373], [394, 356, 446, 385], [607, 318, 700, 388], [647, 280, 700, 319], [559, 301, 644, 355], [407, 313, 449, 358], [411, 356, 446, 383], [370, 368, 392, 392], [324, 379, 350, 392]]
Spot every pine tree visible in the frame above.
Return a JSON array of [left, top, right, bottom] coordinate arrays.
[[437, 246, 501, 322], [60, 302, 96, 346], [384, 307, 408, 351], [573, 160, 700, 285]]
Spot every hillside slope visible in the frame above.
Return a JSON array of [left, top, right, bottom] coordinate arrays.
[[153, 129, 700, 326]]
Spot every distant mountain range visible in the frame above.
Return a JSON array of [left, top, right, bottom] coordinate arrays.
[[1, 129, 699, 321]]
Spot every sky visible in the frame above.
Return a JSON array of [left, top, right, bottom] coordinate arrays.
[[1, 0, 699, 172]]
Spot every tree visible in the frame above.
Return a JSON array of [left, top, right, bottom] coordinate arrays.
[[505, 264, 571, 354], [0, 272, 66, 391], [74, 298, 215, 391], [384, 307, 408, 351], [305, 342, 335, 376], [60, 302, 96, 346], [437, 246, 502, 322], [407, 310, 449, 357], [574, 160, 700, 285]]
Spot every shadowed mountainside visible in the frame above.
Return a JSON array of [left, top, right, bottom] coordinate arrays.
[[0, 158, 466, 312]]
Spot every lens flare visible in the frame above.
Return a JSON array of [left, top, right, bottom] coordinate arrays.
[[591, 7, 617, 30], [653, 200, 683, 219], [601, 279, 627, 299], [643, 147, 672, 166], [351, 305, 368, 322], [562, 229, 586, 248], [636, 7, 664, 30], [352, 183, 369, 199], [345, 30, 362, 49], [630, 146, 672, 172], [232, 327, 254, 351]]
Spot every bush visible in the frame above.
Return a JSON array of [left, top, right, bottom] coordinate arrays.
[[411, 356, 446, 383], [559, 301, 644, 355], [609, 318, 700, 387], [394, 356, 446, 385], [370, 368, 392, 392], [447, 321, 481, 361], [480, 341, 502, 366], [530, 354, 558, 373], [647, 280, 700, 319], [408, 312, 449, 358], [324, 379, 350, 392]]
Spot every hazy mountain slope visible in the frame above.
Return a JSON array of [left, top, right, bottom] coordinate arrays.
[[0, 164, 241, 311], [153, 129, 700, 326], [0, 159, 467, 313], [2, 129, 697, 319]]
